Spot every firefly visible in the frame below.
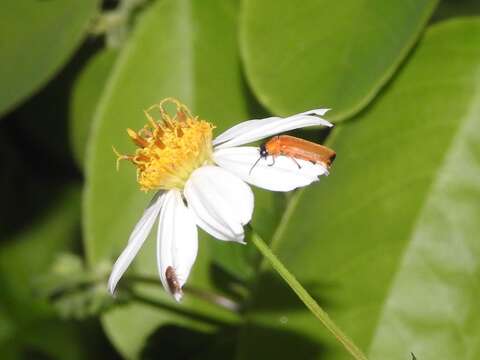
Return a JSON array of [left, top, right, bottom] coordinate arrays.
[[250, 135, 336, 174]]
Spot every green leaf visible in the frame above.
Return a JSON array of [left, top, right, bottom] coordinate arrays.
[[0, 186, 81, 323], [0, 318, 115, 360], [240, 0, 438, 121], [70, 49, 118, 168], [238, 18, 480, 359], [0, 186, 87, 357], [433, 0, 480, 22], [0, 0, 98, 117], [84, 0, 257, 357], [36, 253, 114, 320], [12, 320, 100, 360]]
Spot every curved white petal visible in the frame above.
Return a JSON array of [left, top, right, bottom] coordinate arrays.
[[108, 192, 165, 294], [184, 165, 253, 243], [213, 109, 332, 149], [157, 189, 198, 302], [214, 147, 328, 192]]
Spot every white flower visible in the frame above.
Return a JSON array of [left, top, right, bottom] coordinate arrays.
[[108, 98, 333, 301]]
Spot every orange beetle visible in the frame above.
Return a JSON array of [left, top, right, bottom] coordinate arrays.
[[250, 135, 336, 174]]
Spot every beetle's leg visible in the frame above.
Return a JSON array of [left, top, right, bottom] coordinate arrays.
[[290, 157, 302, 169], [268, 156, 276, 166]]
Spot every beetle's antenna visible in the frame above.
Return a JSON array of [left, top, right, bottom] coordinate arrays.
[[249, 155, 263, 175]]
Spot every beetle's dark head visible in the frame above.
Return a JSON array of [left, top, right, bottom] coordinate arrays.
[[259, 143, 268, 158], [249, 143, 268, 175]]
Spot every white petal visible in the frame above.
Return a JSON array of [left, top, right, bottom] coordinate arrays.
[[213, 109, 332, 149], [297, 108, 330, 116], [214, 147, 328, 192], [184, 165, 253, 243], [157, 189, 198, 302], [108, 192, 165, 294]]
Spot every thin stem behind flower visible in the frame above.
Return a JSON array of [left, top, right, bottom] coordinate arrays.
[[249, 228, 368, 360], [123, 274, 241, 313], [124, 287, 236, 328]]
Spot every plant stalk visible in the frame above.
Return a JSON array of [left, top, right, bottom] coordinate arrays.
[[249, 230, 368, 360]]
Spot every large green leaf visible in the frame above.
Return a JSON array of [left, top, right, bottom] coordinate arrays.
[[240, 0, 438, 121], [0, 186, 80, 322], [238, 18, 480, 359], [0, 186, 85, 357], [433, 0, 480, 22], [84, 0, 265, 357], [70, 49, 118, 168], [0, 0, 98, 117]]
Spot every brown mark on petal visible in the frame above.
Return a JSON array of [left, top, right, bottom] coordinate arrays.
[[165, 266, 182, 296]]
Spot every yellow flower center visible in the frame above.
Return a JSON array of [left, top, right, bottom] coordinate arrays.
[[115, 98, 214, 191]]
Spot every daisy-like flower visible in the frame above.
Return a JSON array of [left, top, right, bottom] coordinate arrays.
[[108, 98, 333, 301]]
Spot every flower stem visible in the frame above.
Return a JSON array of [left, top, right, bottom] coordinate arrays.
[[249, 230, 368, 360], [124, 287, 237, 328], [123, 274, 240, 312]]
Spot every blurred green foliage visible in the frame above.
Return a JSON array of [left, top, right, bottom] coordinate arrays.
[[0, 0, 98, 117], [239, 19, 480, 359], [1, 0, 480, 359], [241, 0, 438, 121]]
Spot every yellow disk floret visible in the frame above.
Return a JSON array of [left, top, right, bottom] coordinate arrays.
[[115, 98, 214, 191]]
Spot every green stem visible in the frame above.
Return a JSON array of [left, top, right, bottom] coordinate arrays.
[[250, 230, 368, 360], [123, 286, 236, 328], [123, 274, 240, 312]]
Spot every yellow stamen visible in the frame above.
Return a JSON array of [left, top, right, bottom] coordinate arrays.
[[127, 128, 149, 148], [112, 146, 131, 171], [114, 98, 215, 191]]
